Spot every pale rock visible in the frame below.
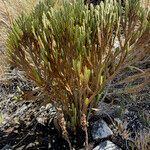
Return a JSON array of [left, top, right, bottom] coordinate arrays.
[[92, 120, 113, 140], [93, 140, 122, 150]]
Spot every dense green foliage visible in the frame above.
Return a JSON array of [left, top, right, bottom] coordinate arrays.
[[7, 0, 150, 148]]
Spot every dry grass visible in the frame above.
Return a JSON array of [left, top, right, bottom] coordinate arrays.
[[141, 0, 150, 7], [0, 0, 40, 47], [0, 0, 41, 79], [135, 131, 150, 150], [0, 52, 7, 78]]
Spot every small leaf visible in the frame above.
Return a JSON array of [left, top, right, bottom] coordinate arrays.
[[83, 67, 91, 84], [85, 98, 90, 106]]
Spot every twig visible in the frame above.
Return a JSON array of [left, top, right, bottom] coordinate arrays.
[[57, 110, 72, 150], [81, 113, 88, 150]]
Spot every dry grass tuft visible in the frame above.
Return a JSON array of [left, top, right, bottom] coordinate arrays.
[[0, 0, 41, 79], [0, 0, 40, 47]]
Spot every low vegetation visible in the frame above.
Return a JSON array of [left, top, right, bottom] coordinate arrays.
[[1, 0, 149, 149]]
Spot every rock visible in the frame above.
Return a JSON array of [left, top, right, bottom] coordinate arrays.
[[1, 144, 12, 150], [26, 142, 39, 149], [92, 120, 113, 140], [36, 116, 47, 125], [93, 140, 122, 150], [16, 145, 26, 150]]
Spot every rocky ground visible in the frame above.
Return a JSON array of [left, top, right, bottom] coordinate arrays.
[[0, 59, 149, 150]]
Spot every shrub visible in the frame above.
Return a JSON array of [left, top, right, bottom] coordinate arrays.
[[6, 0, 150, 148]]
